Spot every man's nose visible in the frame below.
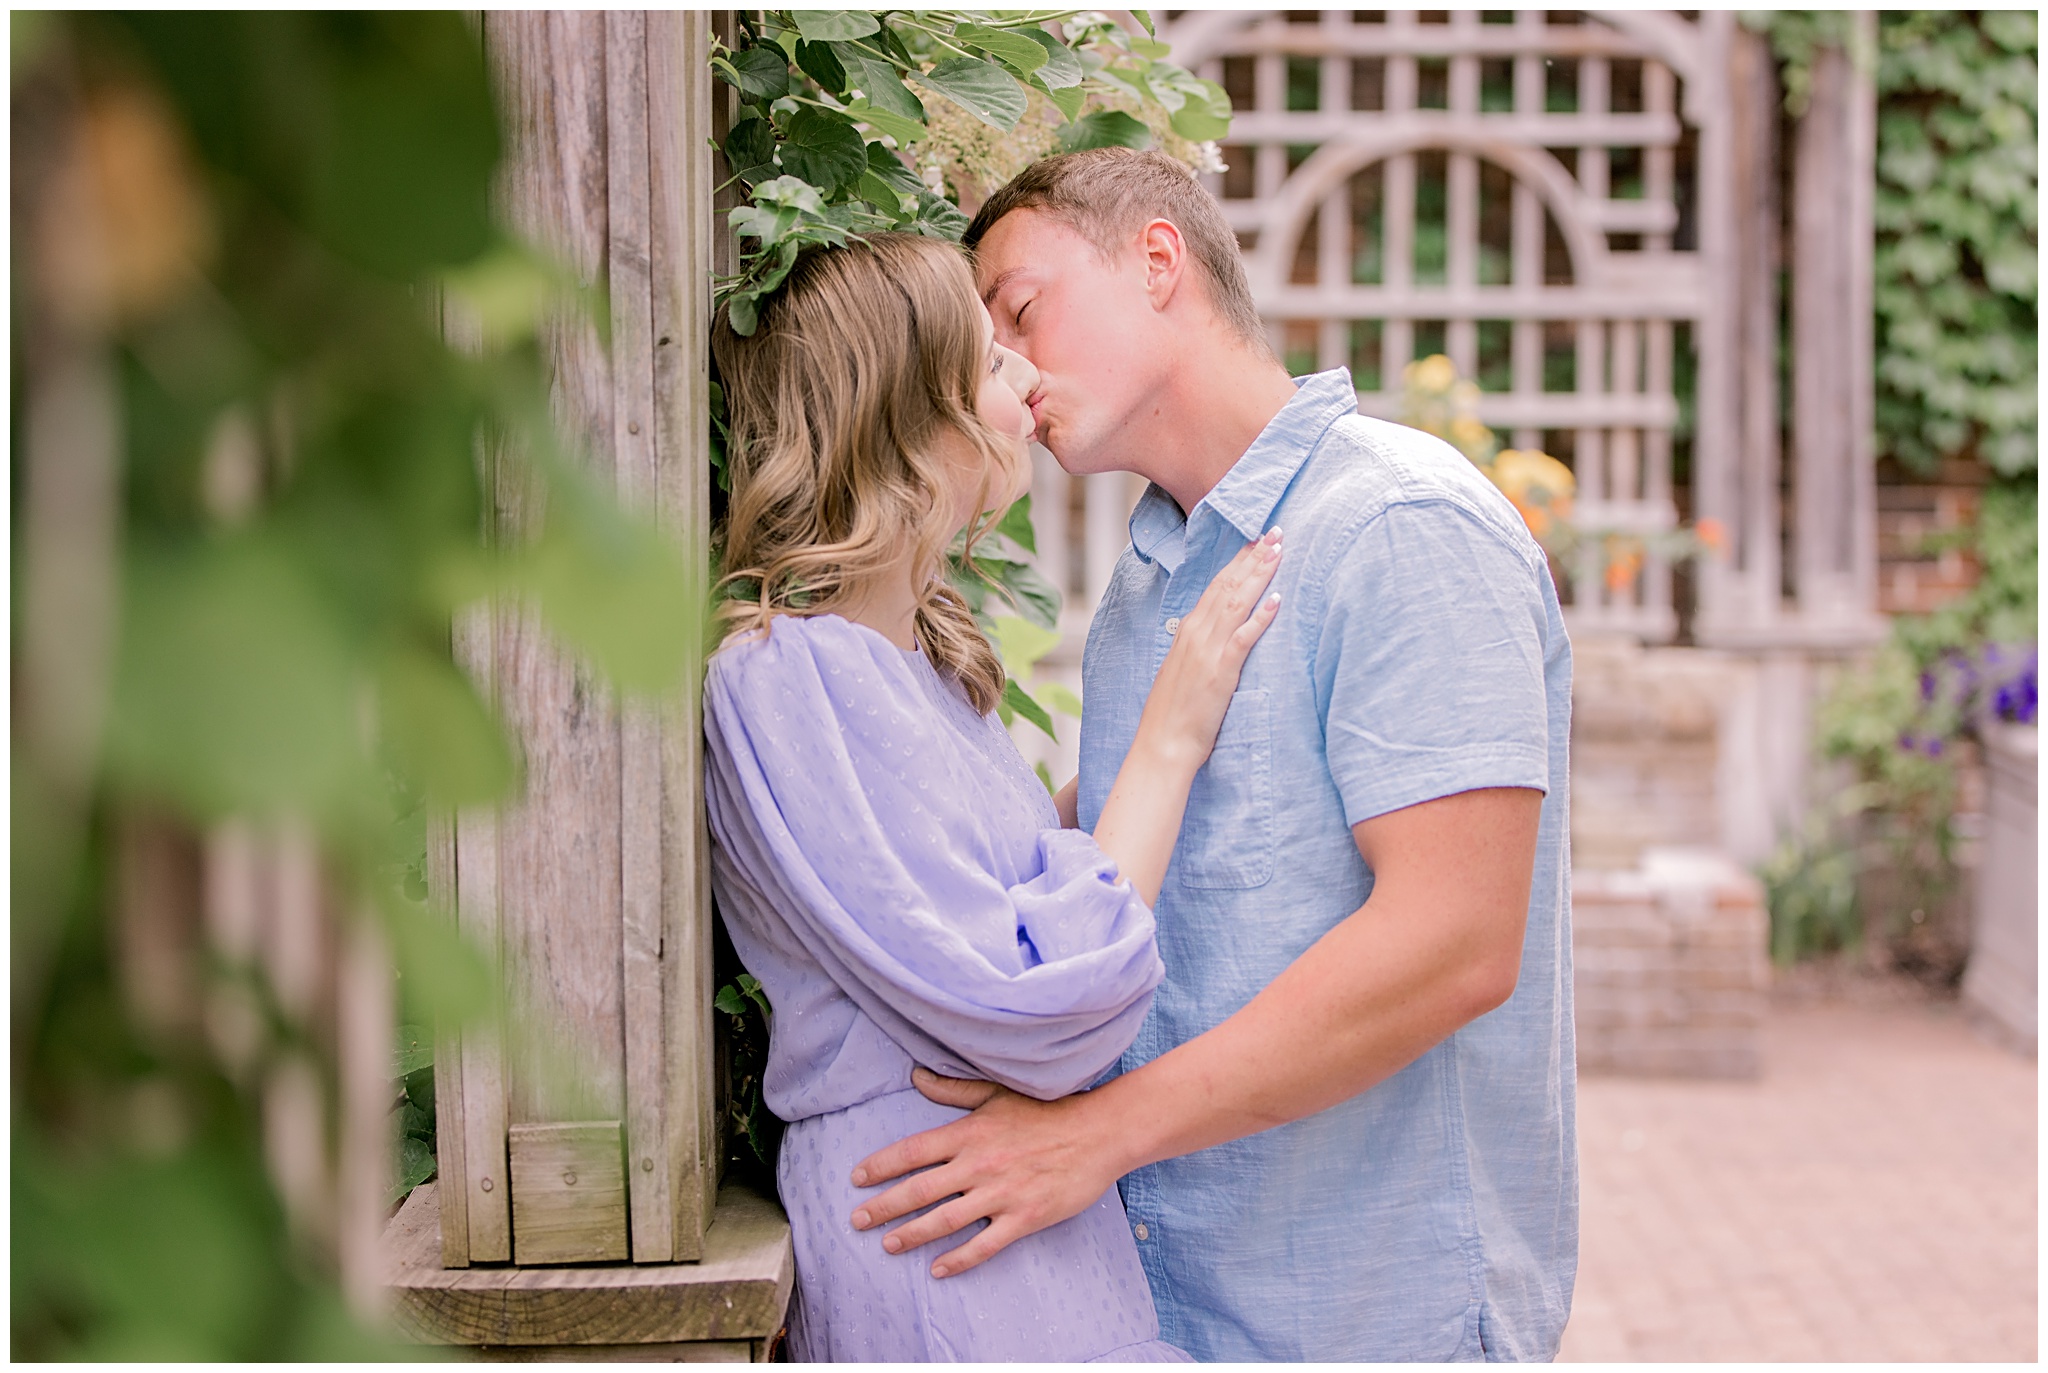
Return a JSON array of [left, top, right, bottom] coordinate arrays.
[[1002, 347, 1040, 399]]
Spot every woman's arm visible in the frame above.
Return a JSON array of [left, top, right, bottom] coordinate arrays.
[[1088, 530, 1283, 906]]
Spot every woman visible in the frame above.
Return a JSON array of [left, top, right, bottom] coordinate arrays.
[[705, 233, 1282, 1362]]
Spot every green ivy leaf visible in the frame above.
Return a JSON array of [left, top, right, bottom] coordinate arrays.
[[1041, 682, 1084, 717], [913, 57, 1029, 131], [846, 99, 927, 146], [794, 39, 847, 94], [723, 117, 780, 187], [1019, 30, 1084, 89], [389, 1136, 437, 1208], [955, 23, 1048, 78], [375, 645, 517, 809], [842, 48, 926, 124], [993, 495, 1037, 553], [1167, 76, 1234, 141], [715, 47, 790, 103], [865, 142, 928, 200], [912, 191, 970, 241], [989, 614, 1061, 677], [1132, 9, 1156, 36], [1060, 110, 1153, 153], [777, 106, 868, 194], [393, 1024, 435, 1079], [1037, 80, 1087, 122], [790, 9, 879, 42], [1003, 678, 1058, 740]]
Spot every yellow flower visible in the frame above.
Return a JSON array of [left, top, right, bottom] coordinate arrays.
[[1404, 353, 1457, 394], [1489, 449, 1576, 514]]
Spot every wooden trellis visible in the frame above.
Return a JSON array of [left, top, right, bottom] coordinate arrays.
[[1170, 7, 1715, 641], [1015, 9, 1880, 697]]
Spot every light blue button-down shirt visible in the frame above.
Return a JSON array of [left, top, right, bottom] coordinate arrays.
[[1077, 370, 1577, 1361]]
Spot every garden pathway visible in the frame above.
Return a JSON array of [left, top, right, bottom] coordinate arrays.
[[1557, 975, 2037, 1362]]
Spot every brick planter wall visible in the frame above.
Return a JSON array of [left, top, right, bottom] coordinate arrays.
[[1574, 849, 1770, 1079]]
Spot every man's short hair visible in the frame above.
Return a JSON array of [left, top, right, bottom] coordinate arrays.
[[964, 147, 1272, 352]]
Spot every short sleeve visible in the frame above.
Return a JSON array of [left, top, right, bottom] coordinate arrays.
[[1313, 500, 1554, 828], [703, 616, 1163, 1100]]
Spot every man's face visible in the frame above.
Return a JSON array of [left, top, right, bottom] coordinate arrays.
[[974, 209, 1162, 476]]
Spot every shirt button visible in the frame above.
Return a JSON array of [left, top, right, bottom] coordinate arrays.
[[1133, 1223, 1150, 1241], [1163, 618, 1180, 638]]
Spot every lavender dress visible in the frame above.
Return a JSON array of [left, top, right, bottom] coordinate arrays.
[[703, 614, 1189, 1363]]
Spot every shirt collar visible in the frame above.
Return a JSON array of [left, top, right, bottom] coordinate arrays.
[[1128, 369, 1358, 565]]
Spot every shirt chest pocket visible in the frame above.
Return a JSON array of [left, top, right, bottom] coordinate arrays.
[[1175, 688, 1274, 890]]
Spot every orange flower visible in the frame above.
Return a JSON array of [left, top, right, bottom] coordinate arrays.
[[1604, 547, 1644, 591], [1694, 517, 1727, 553]]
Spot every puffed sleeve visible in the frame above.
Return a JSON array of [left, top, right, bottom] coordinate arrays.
[[703, 616, 1162, 1099]]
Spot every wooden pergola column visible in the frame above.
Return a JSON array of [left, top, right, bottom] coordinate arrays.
[[384, 11, 791, 1357]]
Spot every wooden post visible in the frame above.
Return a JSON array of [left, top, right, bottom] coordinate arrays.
[[1789, 14, 1879, 630], [394, 17, 791, 1342], [434, 9, 720, 1270]]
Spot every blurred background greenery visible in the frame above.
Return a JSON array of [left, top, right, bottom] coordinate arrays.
[[12, 13, 695, 1357]]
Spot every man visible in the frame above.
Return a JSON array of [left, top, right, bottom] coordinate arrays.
[[850, 148, 1577, 1361]]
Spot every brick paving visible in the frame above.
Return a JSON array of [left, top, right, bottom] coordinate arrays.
[[1558, 978, 2037, 1362]]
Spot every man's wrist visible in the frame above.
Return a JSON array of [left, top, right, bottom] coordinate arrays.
[[1083, 1065, 1171, 1179]]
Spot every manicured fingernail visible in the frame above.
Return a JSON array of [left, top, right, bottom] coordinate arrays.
[[883, 1234, 902, 1253], [932, 1263, 950, 1278], [852, 1207, 870, 1227], [1264, 526, 1283, 543], [1265, 592, 1281, 608], [851, 1168, 868, 1186]]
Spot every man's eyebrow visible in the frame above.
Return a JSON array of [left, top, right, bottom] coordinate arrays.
[[980, 267, 1026, 308]]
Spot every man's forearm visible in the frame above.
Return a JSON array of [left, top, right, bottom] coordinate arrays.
[[1082, 876, 1523, 1175]]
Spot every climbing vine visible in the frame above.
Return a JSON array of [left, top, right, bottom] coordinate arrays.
[[1745, 13, 2038, 970], [707, 10, 1232, 739]]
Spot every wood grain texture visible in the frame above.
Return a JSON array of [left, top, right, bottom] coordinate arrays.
[[454, 603, 511, 1263], [384, 1181, 793, 1348], [510, 1121, 630, 1265], [468, 1340, 757, 1362], [653, 6, 722, 1260], [603, 9, 674, 1267], [427, 810, 471, 1268], [440, 11, 732, 1278]]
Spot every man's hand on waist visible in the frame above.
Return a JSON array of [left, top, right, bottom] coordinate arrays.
[[849, 1066, 1129, 1277], [850, 785, 1542, 1277]]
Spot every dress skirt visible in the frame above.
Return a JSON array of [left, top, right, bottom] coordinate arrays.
[[778, 1088, 1190, 1363]]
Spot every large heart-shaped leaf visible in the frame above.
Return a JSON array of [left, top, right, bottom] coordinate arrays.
[[715, 47, 790, 103], [955, 23, 1047, 77], [1033, 78, 1086, 122], [794, 39, 846, 95], [1167, 75, 1233, 141], [1060, 110, 1153, 153], [846, 99, 927, 146], [865, 142, 928, 200], [843, 49, 927, 123], [777, 106, 868, 194], [913, 57, 1029, 131], [723, 117, 779, 187], [1020, 30, 1084, 89], [790, 9, 879, 42]]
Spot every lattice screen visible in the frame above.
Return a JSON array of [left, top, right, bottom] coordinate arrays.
[[1162, 7, 1725, 641]]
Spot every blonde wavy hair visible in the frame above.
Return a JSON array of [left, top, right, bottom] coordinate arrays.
[[710, 233, 1025, 714]]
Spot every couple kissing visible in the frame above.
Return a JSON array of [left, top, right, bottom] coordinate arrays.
[[704, 147, 1575, 1363]]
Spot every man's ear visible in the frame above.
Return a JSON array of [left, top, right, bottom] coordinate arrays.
[[1138, 217, 1189, 312]]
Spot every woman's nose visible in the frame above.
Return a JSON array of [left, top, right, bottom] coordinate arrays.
[[998, 344, 1038, 400]]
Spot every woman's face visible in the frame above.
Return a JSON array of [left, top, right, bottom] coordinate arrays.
[[942, 303, 1039, 531]]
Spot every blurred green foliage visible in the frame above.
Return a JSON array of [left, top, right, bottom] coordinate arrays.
[[14, 12, 696, 1357]]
